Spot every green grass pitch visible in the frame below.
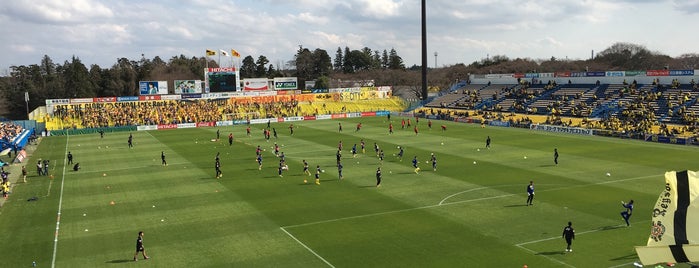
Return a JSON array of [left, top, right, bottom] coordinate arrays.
[[1, 116, 697, 267]]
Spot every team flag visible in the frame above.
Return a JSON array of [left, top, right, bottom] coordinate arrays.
[[220, 49, 228, 56], [206, 49, 216, 56], [635, 170, 699, 265], [231, 49, 241, 58]]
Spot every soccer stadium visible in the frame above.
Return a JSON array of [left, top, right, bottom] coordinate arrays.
[[0, 65, 698, 267]]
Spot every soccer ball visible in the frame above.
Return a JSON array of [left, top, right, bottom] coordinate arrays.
[[303, 179, 307, 184], [102, 173, 106, 177], [606, 172, 611, 177], [321, 170, 325, 173], [524, 156, 527, 159], [440, 142, 444, 145], [473, 161, 477, 165], [477, 149, 480, 152]]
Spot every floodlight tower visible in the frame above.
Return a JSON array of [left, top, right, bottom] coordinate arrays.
[[434, 51, 438, 68], [420, 0, 427, 100]]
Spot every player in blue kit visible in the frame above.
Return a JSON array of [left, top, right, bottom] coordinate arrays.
[[412, 156, 420, 174], [620, 200, 634, 226]]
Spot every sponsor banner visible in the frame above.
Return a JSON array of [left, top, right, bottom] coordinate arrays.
[[303, 116, 316, 120], [539, 73, 554, 78], [249, 119, 269, 124], [376, 86, 391, 91], [314, 93, 337, 101], [647, 69, 670, 76], [301, 89, 312, 94], [243, 78, 269, 91], [605, 71, 625, 77], [305, 80, 315, 90], [177, 123, 196, 129], [644, 135, 688, 145], [524, 73, 539, 78], [398, 112, 414, 117], [15, 149, 27, 163], [233, 120, 248, 125], [196, 122, 214, 127], [316, 114, 331, 120], [137, 125, 158, 131], [488, 120, 510, 127], [139, 95, 161, 101], [181, 93, 202, 99], [554, 72, 571, 77], [485, 73, 514, 79], [276, 90, 301, 95], [513, 73, 525, 78], [157, 124, 177, 130], [570, 72, 587, 77], [216, 121, 234, 126], [361, 112, 377, 117], [70, 98, 93, 104], [331, 114, 346, 119], [625, 70, 645, 76], [454, 117, 474, 123], [118, 96, 139, 102], [207, 67, 236, 72], [375, 111, 390, 116], [226, 92, 244, 97], [257, 90, 277, 96], [46, 99, 70, 105], [174, 80, 202, 94], [139, 81, 168, 95], [669, 69, 694, 76], [160, 95, 181, 100], [284, 116, 304, 122], [346, 112, 361, 118], [273, 77, 298, 90], [93, 97, 116, 103], [530, 124, 593, 135], [328, 87, 356, 93], [312, 89, 330, 93], [586, 71, 605, 77]]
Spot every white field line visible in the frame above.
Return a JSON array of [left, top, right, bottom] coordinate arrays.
[[284, 174, 660, 229], [514, 243, 575, 268], [281, 174, 662, 267], [51, 135, 70, 268], [439, 174, 660, 205], [280, 227, 335, 268], [607, 261, 640, 268], [515, 222, 642, 268]]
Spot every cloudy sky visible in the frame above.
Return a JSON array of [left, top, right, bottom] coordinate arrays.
[[1, 0, 698, 73]]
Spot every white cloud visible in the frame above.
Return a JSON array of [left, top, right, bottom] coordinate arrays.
[[0, 0, 113, 24], [0, 0, 698, 72], [293, 12, 329, 25], [9, 44, 35, 53]]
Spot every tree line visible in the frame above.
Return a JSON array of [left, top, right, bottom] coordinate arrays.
[[1, 42, 697, 119]]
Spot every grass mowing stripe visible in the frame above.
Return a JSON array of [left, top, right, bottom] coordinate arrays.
[[280, 227, 335, 268], [51, 134, 69, 268], [515, 243, 576, 268], [285, 173, 661, 229]]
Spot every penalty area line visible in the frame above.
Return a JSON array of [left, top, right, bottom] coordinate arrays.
[[280, 227, 335, 268]]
